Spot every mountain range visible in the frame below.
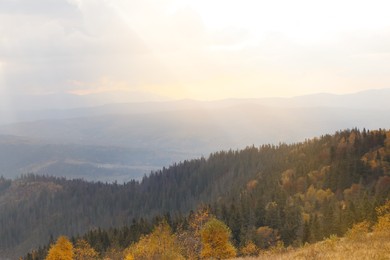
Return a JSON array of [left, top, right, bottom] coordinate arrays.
[[0, 89, 389, 181]]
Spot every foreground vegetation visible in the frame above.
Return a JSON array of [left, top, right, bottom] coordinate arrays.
[[254, 232, 390, 260], [242, 200, 390, 260], [27, 200, 390, 259]]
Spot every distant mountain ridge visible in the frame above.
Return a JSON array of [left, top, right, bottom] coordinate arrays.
[[1, 88, 389, 125], [0, 89, 389, 181]]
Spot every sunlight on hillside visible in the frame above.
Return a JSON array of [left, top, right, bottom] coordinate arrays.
[[238, 201, 390, 260]]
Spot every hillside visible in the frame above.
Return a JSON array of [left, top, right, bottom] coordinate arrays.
[[1, 128, 390, 258], [239, 204, 390, 260], [259, 233, 390, 260]]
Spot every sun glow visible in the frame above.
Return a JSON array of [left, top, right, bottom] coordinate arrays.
[[169, 0, 390, 42], [1, 0, 390, 103], [103, 0, 390, 100]]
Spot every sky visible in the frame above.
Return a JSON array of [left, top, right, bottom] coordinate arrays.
[[1, 0, 390, 106]]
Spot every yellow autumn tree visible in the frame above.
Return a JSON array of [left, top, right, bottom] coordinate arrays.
[[200, 218, 237, 259], [74, 239, 99, 260], [45, 236, 74, 260], [124, 221, 184, 260]]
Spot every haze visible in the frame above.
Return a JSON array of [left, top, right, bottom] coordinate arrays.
[[1, 0, 390, 110]]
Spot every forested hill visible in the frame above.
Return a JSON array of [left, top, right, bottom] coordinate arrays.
[[1, 129, 390, 258]]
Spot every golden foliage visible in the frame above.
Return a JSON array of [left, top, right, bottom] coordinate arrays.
[[200, 218, 237, 259], [315, 188, 333, 204], [174, 206, 212, 259], [361, 146, 388, 170], [45, 236, 74, 260], [124, 254, 134, 260], [250, 230, 390, 260], [280, 169, 295, 193], [240, 201, 390, 260], [125, 221, 184, 260], [240, 241, 259, 257], [376, 199, 390, 216], [175, 227, 200, 260], [322, 234, 339, 250], [189, 206, 211, 237], [346, 221, 371, 241], [74, 239, 99, 260], [374, 200, 390, 234], [266, 240, 285, 254], [104, 248, 126, 260]]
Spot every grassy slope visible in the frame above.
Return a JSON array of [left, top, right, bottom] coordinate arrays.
[[238, 228, 390, 260]]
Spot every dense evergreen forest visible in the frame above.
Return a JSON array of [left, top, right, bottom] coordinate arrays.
[[0, 129, 389, 258]]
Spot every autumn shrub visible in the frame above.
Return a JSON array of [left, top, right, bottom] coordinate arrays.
[[124, 221, 184, 260], [240, 241, 259, 257], [322, 234, 339, 250], [74, 239, 99, 260], [373, 200, 390, 235], [345, 221, 371, 241], [200, 218, 237, 259]]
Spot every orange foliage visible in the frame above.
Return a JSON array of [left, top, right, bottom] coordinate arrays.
[[246, 179, 259, 191]]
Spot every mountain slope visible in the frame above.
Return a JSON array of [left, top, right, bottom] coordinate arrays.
[[1, 129, 389, 258], [240, 214, 390, 260]]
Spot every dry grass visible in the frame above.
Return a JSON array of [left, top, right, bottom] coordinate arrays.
[[235, 202, 390, 260], [235, 231, 390, 260]]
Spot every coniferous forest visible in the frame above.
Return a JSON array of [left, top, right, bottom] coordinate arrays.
[[0, 129, 389, 259]]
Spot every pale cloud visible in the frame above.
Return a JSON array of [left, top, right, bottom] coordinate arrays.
[[0, 1, 149, 92], [1, 0, 390, 105], [68, 77, 135, 95]]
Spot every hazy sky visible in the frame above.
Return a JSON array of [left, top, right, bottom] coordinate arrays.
[[1, 0, 390, 103]]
